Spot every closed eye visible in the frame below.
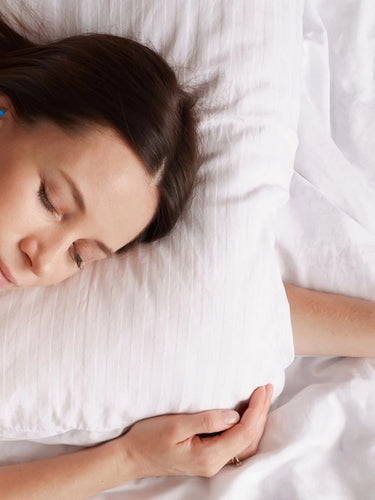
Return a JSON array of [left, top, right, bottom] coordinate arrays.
[[72, 243, 84, 269], [38, 181, 56, 214], [38, 181, 83, 268]]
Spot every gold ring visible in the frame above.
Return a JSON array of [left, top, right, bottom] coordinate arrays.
[[231, 455, 242, 467]]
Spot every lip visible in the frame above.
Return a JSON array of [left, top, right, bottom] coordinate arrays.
[[0, 258, 17, 288]]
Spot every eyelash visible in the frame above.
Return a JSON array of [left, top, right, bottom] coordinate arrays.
[[72, 244, 83, 269], [38, 181, 83, 269], [38, 182, 55, 214]]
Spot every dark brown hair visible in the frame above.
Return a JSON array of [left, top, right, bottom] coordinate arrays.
[[0, 10, 200, 253]]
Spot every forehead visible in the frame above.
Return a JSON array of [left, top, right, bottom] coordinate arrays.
[[33, 122, 159, 250]]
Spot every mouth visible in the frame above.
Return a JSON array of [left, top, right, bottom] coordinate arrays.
[[0, 258, 17, 289]]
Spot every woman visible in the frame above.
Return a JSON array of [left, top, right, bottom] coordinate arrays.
[[0, 13, 199, 287], [0, 10, 276, 498], [1, 7, 374, 499]]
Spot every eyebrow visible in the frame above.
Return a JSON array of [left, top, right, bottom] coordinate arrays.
[[58, 169, 114, 258], [59, 169, 86, 212]]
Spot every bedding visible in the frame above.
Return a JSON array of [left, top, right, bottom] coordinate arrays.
[[1, 0, 375, 499], [0, 0, 302, 444]]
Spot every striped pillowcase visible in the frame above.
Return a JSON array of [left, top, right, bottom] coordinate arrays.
[[0, 0, 303, 444]]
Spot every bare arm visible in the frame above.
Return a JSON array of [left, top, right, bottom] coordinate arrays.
[[284, 283, 375, 357], [0, 439, 128, 500], [0, 385, 273, 499]]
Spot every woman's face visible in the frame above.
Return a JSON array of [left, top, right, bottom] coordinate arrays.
[[0, 98, 159, 289]]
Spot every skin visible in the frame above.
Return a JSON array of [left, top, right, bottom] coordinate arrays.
[[0, 386, 274, 499], [2, 281, 375, 497], [0, 94, 275, 496], [1, 91, 374, 495], [284, 283, 375, 357], [0, 94, 159, 288]]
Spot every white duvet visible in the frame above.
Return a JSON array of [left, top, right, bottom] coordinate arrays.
[[1, 0, 375, 499], [92, 1, 375, 497]]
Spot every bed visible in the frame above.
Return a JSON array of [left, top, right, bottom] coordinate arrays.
[[0, 0, 374, 498]]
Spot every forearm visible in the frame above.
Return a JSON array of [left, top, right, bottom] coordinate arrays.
[[0, 439, 131, 500], [284, 283, 375, 357]]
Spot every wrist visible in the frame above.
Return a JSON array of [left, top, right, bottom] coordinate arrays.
[[101, 434, 140, 484]]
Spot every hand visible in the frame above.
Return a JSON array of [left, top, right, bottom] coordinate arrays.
[[232, 384, 273, 461], [117, 384, 273, 480]]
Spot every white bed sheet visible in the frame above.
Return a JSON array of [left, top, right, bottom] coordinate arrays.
[[1, 0, 375, 498], [90, 0, 375, 497]]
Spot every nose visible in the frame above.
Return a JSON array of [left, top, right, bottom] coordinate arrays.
[[18, 229, 72, 278]]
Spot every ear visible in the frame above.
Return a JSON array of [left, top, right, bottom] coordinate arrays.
[[0, 93, 15, 125]]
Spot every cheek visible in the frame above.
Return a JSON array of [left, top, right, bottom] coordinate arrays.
[[43, 267, 79, 287], [0, 177, 20, 228], [0, 171, 39, 237]]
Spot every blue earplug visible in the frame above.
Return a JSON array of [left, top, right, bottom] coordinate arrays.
[[0, 109, 4, 117]]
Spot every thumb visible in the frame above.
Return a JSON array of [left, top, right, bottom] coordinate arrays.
[[177, 410, 240, 440]]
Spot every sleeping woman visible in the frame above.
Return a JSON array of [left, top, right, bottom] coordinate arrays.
[[0, 11, 374, 500]]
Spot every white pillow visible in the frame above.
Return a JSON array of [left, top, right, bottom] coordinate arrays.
[[0, 0, 303, 445]]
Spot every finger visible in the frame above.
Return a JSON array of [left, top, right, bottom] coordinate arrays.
[[248, 385, 267, 410], [241, 384, 273, 427], [174, 409, 240, 441], [263, 384, 273, 415], [266, 383, 274, 402], [239, 384, 273, 444], [235, 385, 273, 460], [196, 386, 271, 461]]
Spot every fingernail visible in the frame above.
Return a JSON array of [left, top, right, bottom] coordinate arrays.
[[266, 384, 274, 400], [258, 386, 266, 398], [223, 410, 240, 425]]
